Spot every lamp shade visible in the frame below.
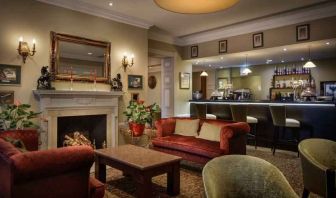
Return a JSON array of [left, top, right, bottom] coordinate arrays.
[[303, 60, 316, 68], [154, 0, 239, 14], [200, 71, 208, 76], [242, 68, 252, 75]]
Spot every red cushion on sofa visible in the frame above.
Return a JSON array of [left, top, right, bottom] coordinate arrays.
[[152, 135, 223, 158], [0, 138, 21, 157]]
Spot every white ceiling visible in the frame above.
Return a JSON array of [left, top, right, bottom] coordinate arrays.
[[191, 39, 336, 71], [37, 0, 333, 43]]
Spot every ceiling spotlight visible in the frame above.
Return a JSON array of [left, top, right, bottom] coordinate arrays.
[[209, 65, 212, 67], [109, 2, 113, 6], [283, 48, 287, 51], [88, 52, 93, 55], [220, 57, 224, 60], [326, 42, 330, 45], [220, 66, 223, 69], [281, 60, 285, 63], [301, 57, 305, 61], [267, 59, 272, 62]]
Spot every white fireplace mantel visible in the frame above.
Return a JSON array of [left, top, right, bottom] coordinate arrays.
[[33, 90, 123, 149]]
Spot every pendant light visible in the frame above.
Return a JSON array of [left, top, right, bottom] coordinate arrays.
[[303, 47, 316, 68], [200, 70, 208, 76], [242, 54, 252, 75]]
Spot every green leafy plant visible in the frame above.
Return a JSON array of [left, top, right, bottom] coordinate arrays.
[[124, 100, 161, 125], [0, 103, 41, 130]]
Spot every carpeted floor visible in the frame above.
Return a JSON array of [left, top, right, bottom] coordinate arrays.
[[102, 146, 321, 198]]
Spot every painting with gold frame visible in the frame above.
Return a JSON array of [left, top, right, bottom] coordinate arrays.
[[179, 72, 190, 89]]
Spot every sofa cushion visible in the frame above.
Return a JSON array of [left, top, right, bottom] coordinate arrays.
[[197, 122, 222, 142], [152, 135, 223, 158], [174, 119, 199, 136], [0, 138, 21, 157]]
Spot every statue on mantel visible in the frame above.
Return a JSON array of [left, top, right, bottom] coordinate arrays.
[[111, 73, 123, 91], [37, 66, 55, 90]]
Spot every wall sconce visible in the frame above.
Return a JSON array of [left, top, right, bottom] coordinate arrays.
[[17, 37, 36, 63], [122, 53, 134, 72]]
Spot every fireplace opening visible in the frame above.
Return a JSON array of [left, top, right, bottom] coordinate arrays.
[[57, 114, 107, 149]]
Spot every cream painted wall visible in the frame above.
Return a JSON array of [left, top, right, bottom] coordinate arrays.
[[147, 71, 161, 106], [0, 0, 148, 122], [183, 16, 336, 59], [148, 39, 192, 116]]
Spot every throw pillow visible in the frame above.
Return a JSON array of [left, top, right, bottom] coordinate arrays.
[[197, 122, 222, 142], [3, 137, 27, 152], [174, 119, 199, 136]]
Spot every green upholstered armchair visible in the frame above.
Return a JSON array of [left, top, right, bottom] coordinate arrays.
[[202, 155, 298, 198], [298, 138, 336, 198]]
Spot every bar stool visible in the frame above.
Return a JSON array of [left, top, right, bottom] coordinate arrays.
[[190, 103, 217, 119], [269, 105, 301, 155], [230, 104, 258, 149]]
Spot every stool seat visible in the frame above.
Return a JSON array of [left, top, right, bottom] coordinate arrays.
[[247, 116, 258, 124], [286, 118, 300, 128], [206, 114, 217, 119]]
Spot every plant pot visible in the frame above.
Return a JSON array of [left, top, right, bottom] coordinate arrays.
[[129, 122, 145, 137]]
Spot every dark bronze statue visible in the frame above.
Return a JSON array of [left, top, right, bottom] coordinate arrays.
[[37, 66, 55, 90], [111, 73, 122, 91]]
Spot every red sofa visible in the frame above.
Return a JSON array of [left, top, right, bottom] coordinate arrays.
[[0, 130, 105, 198], [152, 118, 250, 165]]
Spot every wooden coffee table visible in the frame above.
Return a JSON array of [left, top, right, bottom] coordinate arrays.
[[94, 144, 182, 197]]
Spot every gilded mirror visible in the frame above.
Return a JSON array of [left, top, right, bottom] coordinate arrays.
[[50, 31, 111, 83]]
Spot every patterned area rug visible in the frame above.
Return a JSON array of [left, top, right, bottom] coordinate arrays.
[[102, 146, 321, 198]]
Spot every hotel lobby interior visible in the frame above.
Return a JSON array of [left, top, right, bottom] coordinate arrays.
[[1, 0, 336, 197]]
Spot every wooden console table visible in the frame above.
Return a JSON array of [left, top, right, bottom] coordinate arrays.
[[94, 144, 181, 197]]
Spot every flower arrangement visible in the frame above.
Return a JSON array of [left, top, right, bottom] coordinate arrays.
[[0, 101, 41, 130], [124, 100, 160, 125]]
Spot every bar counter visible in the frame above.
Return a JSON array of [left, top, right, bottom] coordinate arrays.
[[189, 100, 336, 149]]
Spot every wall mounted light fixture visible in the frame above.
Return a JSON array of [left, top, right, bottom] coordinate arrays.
[[122, 53, 134, 72], [17, 37, 36, 63]]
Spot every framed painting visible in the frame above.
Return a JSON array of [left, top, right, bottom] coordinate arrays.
[[179, 72, 190, 89], [321, 81, 336, 97], [0, 90, 14, 104], [296, 24, 310, 41], [190, 46, 198, 58], [128, 75, 143, 89], [219, 40, 227, 53], [253, 32, 263, 48], [0, 64, 21, 85], [218, 78, 228, 89]]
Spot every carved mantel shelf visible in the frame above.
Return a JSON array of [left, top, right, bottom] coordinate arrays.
[[33, 90, 124, 98]]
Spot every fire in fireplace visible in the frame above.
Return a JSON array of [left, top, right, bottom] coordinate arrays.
[[57, 115, 107, 149]]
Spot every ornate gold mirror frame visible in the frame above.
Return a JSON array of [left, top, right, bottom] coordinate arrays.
[[50, 31, 111, 83]]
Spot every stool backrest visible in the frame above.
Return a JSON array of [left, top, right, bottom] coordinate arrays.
[[191, 103, 206, 119], [230, 104, 247, 122], [269, 105, 286, 126]]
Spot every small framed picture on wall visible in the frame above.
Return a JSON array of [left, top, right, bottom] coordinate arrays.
[[179, 72, 190, 89], [253, 32, 263, 48], [218, 40, 227, 53], [0, 64, 21, 85], [128, 75, 143, 89], [296, 24, 310, 41], [190, 46, 198, 58]]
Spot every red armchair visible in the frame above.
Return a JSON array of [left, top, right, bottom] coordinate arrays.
[[0, 130, 105, 198], [152, 118, 250, 165]]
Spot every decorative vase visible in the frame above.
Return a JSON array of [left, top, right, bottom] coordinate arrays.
[[129, 122, 145, 137]]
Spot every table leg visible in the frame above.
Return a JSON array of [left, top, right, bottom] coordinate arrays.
[[167, 162, 180, 196], [95, 156, 106, 183], [136, 175, 152, 198]]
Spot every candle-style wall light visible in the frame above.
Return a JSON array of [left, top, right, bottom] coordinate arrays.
[[17, 36, 36, 63], [122, 52, 134, 72]]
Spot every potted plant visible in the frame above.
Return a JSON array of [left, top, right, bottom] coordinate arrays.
[[0, 101, 41, 134], [124, 100, 160, 137]]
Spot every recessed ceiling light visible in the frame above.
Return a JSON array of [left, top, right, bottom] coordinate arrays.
[[267, 59, 272, 62], [209, 65, 212, 67], [326, 42, 330, 45], [220, 66, 223, 69], [281, 60, 285, 63], [301, 57, 305, 61], [88, 52, 93, 55], [220, 57, 224, 60], [283, 48, 287, 51], [109, 2, 113, 6]]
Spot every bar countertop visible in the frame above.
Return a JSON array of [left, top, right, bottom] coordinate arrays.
[[189, 99, 335, 107]]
